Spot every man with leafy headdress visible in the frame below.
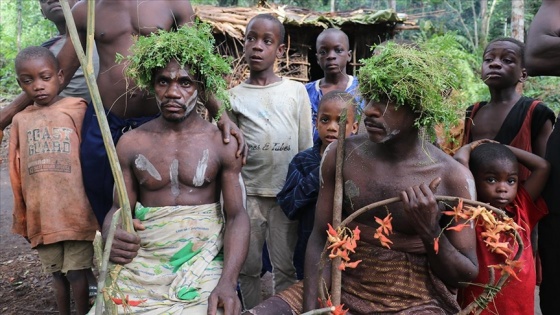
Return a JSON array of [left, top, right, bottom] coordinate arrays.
[[97, 23, 249, 315], [245, 41, 478, 315]]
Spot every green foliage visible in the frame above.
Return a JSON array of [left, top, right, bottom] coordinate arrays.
[[117, 22, 232, 115], [524, 77, 560, 115], [0, 0, 56, 97], [358, 35, 474, 137]]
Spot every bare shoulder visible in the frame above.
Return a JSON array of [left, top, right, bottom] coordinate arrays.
[[71, 1, 88, 27], [429, 145, 474, 198]]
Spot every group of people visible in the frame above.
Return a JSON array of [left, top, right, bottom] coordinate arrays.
[[2, 0, 560, 314]]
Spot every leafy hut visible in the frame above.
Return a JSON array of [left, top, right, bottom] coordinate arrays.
[[195, 4, 412, 87]]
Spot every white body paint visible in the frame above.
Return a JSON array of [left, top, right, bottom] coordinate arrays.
[[466, 178, 477, 229], [135, 154, 162, 180], [319, 143, 333, 188], [239, 173, 247, 209], [170, 159, 180, 197], [193, 149, 209, 187]]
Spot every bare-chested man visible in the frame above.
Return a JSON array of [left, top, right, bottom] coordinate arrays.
[[526, 1, 560, 313], [96, 25, 249, 315], [0, 0, 245, 227], [302, 44, 477, 314]]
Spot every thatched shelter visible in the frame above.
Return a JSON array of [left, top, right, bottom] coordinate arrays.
[[195, 4, 414, 87]]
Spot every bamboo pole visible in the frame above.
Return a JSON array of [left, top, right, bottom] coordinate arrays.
[[60, 1, 134, 313], [330, 108, 347, 306]]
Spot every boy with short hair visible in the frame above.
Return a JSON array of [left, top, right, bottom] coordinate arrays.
[[462, 37, 555, 179], [454, 141, 550, 314], [9, 46, 98, 315], [277, 90, 358, 280], [306, 28, 364, 142], [228, 13, 313, 309]]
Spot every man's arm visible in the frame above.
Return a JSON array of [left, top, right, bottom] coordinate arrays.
[[506, 145, 550, 201], [104, 135, 143, 265], [207, 137, 249, 315], [525, 0, 560, 76], [0, 94, 32, 131], [303, 143, 336, 311], [401, 164, 478, 288]]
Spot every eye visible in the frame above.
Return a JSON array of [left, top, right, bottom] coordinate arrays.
[[503, 58, 513, 64], [318, 50, 326, 56], [335, 48, 344, 54], [486, 177, 497, 184], [179, 79, 192, 87], [483, 58, 492, 63], [42, 76, 52, 81], [507, 178, 517, 185], [264, 38, 273, 45], [156, 79, 168, 86], [246, 36, 255, 42], [320, 117, 329, 123]]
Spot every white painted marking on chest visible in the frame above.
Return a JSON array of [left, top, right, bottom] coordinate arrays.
[[193, 149, 209, 187], [135, 154, 162, 181], [170, 159, 180, 197]]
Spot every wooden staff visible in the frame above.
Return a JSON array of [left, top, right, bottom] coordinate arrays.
[[60, 1, 134, 313], [330, 108, 348, 305]]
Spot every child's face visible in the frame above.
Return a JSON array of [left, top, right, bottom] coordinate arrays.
[[244, 18, 285, 73], [317, 99, 358, 146], [16, 58, 63, 106], [316, 32, 351, 75], [474, 159, 518, 209], [481, 41, 527, 88]]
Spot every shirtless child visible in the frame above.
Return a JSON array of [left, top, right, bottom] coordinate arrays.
[[98, 25, 249, 314], [246, 40, 478, 315], [0, 0, 246, 226]]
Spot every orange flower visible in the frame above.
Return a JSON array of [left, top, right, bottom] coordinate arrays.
[[433, 237, 439, 254], [446, 223, 470, 232], [375, 213, 393, 235], [333, 303, 349, 315], [374, 228, 393, 249], [353, 226, 361, 241], [489, 263, 522, 281], [442, 199, 468, 222]]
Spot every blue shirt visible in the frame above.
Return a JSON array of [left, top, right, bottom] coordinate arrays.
[[305, 76, 365, 143], [277, 141, 322, 280]]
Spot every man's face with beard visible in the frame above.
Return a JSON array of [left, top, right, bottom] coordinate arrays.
[[153, 59, 199, 123]]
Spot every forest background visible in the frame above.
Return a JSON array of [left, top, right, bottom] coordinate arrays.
[[1, 0, 559, 114]]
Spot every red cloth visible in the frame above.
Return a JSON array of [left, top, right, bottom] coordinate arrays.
[[457, 187, 548, 314], [462, 99, 540, 182], [9, 97, 99, 248]]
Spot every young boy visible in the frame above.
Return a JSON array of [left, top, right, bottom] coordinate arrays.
[[306, 28, 364, 142], [277, 90, 358, 280], [9, 46, 98, 315], [228, 14, 313, 309], [462, 37, 555, 180], [454, 141, 550, 314]]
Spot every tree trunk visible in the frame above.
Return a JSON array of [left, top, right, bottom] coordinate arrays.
[[330, 0, 335, 13], [16, 0, 22, 51], [390, 0, 396, 11], [511, 0, 525, 41]]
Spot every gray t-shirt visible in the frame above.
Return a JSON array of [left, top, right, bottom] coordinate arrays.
[[229, 78, 313, 197]]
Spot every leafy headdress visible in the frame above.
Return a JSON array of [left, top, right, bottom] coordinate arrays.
[[117, 22, 231, 115], [358, 36, 468, 139]]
